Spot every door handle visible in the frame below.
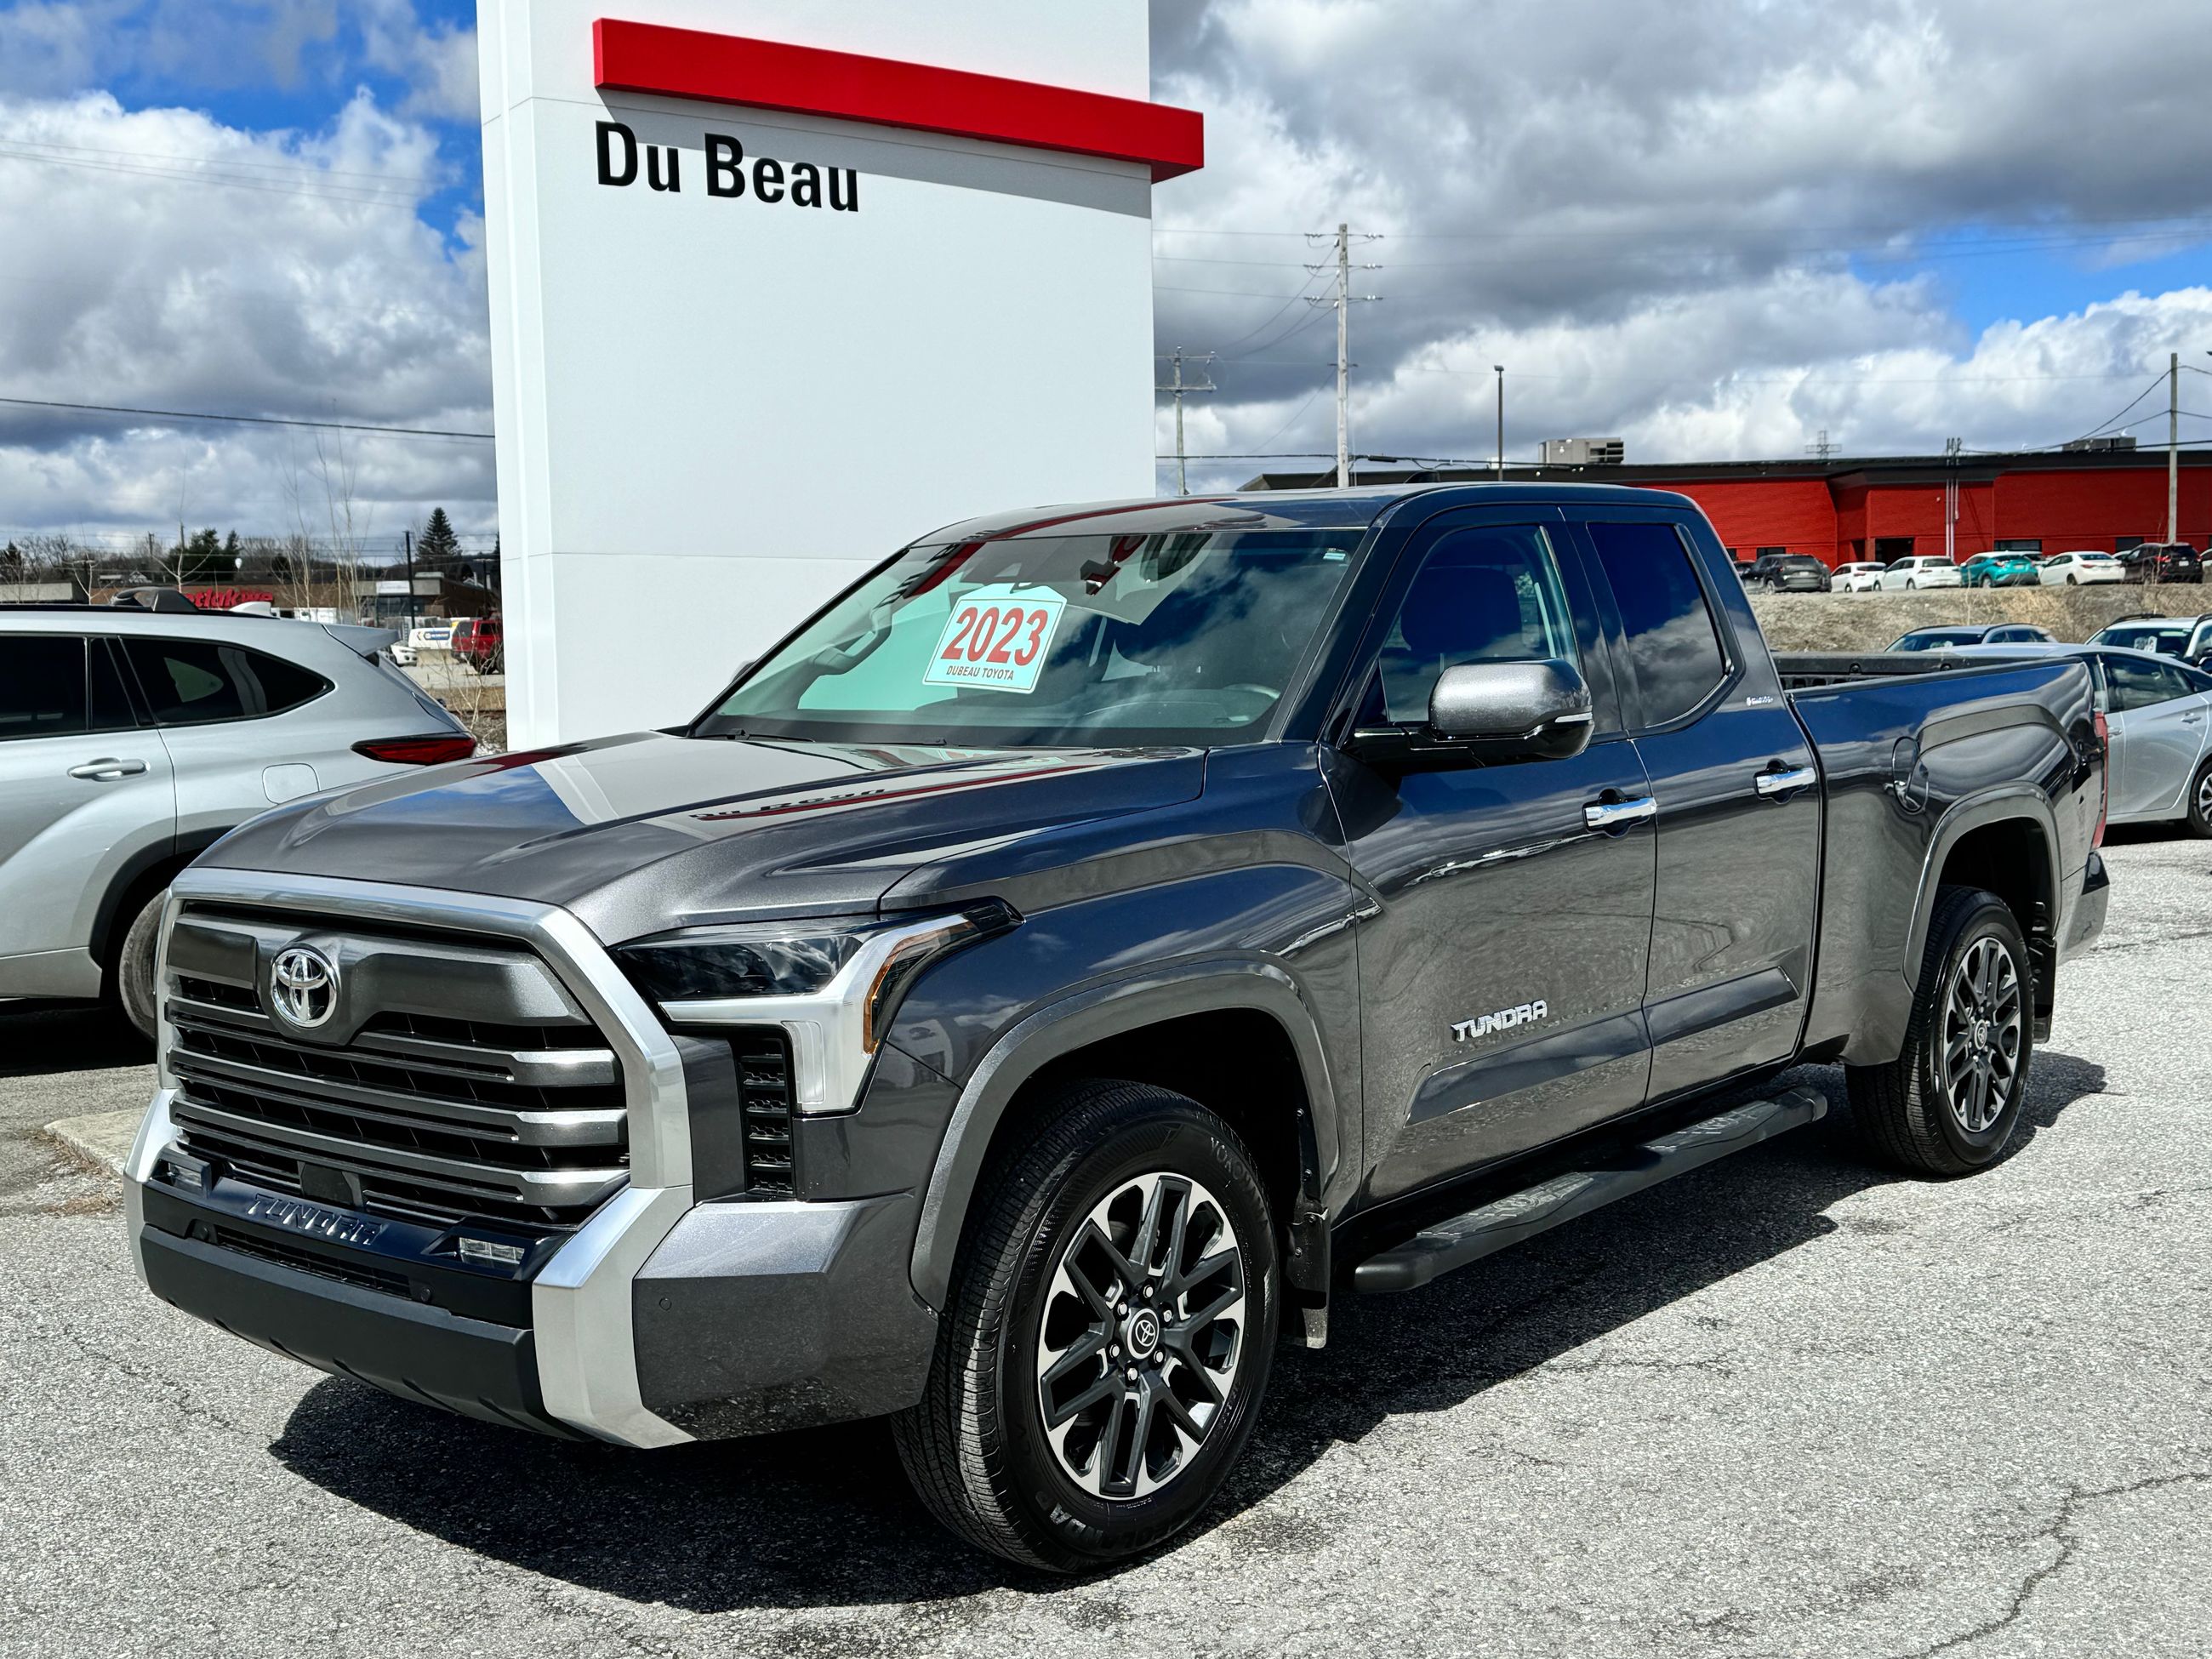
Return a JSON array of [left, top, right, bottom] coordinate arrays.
[[1755, 764, 1817, 797], [1583, 795, 1657, 832], [66, 758, 147, 781]]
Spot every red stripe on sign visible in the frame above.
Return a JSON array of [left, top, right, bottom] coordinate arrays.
[[592, 20, 1203, 181]]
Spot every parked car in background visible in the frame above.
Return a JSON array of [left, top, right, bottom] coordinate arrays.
[[1961, 641, 2212, 833], [2088, 613, 2212, 666], [1830, 560, 1886, 593], [1878, 555, 1964, 590], [453, 615, 504, 673], [1958, 552, 2044, 589], [0, 601, 476, 1037], [2114, 543, 2202, 584], [1890, 624, 2055, 652], [1746, 552, 1831, 592], [388, 640, 419, 668], [2038, 550, 2125, 586]]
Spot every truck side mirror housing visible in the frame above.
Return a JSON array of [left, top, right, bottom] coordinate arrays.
[[1428, 658, 1594, 761]]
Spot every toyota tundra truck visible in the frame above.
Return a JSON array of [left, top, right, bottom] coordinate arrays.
[[125, 485, 2110, 1571]]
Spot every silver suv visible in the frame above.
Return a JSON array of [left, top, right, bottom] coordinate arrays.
[[0, 605, 476, 1035]]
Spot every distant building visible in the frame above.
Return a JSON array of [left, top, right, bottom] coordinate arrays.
[[1246, 445, 2212, 567], [1537, 436, 1626, 466]]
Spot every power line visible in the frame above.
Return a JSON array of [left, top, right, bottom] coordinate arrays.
[[0, 394, 493, 442]]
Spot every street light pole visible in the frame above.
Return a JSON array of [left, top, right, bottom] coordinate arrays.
[[2169, 351, 2181, 548], [1494, 365, 1504, 480]]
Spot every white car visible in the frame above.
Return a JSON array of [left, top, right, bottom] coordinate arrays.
[[1955, 643, 2212, 831], [2038, 550, 2125, 586], [387, 641, 419, 668], [1830, 561, 1886, 592], [1878, 556, 1964, 590], [0, 602, 476, 1036]]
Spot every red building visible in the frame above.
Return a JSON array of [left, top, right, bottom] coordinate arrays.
[[1251, 446, 2212, 568]]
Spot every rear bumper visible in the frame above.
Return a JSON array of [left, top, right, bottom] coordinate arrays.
[[2062, 851, 2111, 962]]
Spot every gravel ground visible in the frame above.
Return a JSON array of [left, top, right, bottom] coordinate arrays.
[[2, 836, 2207, 1658]]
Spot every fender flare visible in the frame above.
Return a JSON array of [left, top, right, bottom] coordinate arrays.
[[907, 958, 1342, 1312], [1901, 784, 2061, 981]]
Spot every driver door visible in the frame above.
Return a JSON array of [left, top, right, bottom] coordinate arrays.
[[1331, 508, 1657, 1203]]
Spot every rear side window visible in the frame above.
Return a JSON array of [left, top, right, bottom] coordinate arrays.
[[2104, 654, 2192, 713], [0, 636, 88, 740], [1586, 522, 1730, 728], [121, 638, 331, 726]]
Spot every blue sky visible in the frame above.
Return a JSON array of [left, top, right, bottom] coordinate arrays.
[[0, 0, 2208, 533]]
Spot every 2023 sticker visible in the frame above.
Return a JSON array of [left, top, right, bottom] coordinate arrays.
[[923, 586, 1068, 694]]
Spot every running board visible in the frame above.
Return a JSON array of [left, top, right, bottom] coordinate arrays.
[[1353, 1086, 1829, 1294]]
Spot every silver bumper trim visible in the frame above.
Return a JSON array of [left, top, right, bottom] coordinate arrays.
[[136, 868, 698, 1449]]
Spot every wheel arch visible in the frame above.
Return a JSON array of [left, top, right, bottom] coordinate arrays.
[[909, 960, 1342, 1313], [1904, 790, 2061, 1035], [87, 827, 231, 989]]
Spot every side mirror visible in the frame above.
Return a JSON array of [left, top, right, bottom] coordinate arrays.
[[1428, 658, 1594, 761]]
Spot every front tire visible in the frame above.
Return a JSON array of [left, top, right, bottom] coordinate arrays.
[[114, 888, 166, 1040], [1846, 887, 2032, 1176], [894, 1080, 1280, 1571], [2186, 757, 2212, 838]]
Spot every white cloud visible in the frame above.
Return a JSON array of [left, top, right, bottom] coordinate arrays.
[[1149, 0, 2212, 485], [0, 88, 492, 541]]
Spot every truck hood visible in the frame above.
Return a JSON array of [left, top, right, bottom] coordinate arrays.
[[202, 732, 1206, 943]]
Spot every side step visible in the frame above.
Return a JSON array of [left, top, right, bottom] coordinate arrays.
[[1353, 1086, 1829, 1294]]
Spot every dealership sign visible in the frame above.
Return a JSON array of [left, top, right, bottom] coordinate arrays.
[[479, 3, 1200, 747]]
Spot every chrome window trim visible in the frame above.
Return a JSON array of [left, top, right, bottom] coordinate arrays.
[[134, 868, 696, 1449]]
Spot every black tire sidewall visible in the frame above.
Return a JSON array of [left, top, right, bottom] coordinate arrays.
[[1913, 895, 2032, 1166], [995, 1106, 1278, 1565], [116, 888, 165, 1040], [2189, 758, 2212, 837]]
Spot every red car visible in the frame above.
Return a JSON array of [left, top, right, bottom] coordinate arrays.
[[452, 615, 503, 673]]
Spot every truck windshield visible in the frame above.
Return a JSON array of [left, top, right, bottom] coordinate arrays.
[[696, 528, 1365, 747]]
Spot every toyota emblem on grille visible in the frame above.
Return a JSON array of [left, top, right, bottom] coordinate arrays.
[[270, 945, 340, 1029]]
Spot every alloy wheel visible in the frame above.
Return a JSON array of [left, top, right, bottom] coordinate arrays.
[[1035, 1171, 1247, 1501], [1940, 936, 2023, 1133]]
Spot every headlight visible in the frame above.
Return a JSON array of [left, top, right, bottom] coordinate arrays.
[[617, 903, 1017, 1115]]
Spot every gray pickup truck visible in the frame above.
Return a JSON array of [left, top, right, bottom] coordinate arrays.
[[126, 485, 2108, 1570]]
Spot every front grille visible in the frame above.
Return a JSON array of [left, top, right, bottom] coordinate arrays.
[[733, 1030, 796, 1194], [164, 909, 630, 1232]]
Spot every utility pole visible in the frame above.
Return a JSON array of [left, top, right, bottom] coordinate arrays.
[[2169, 351, 2181, 547], [1157, 348, 1216, 496], [1495, 366, 1505, 479], [403, 527, 415, 633], [1944, 436, 1962, 565], [1807, 430, 1839, 461], [1306, 224, 1381, 488]]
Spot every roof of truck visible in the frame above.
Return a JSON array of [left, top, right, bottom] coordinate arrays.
[[923, 482, 1697, 544]]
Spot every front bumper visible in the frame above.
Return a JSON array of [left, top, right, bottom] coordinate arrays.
[[128, 1089, 938, 1444], [125, 869, 941, 1448]]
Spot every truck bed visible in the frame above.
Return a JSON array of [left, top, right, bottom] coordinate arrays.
[[1773, 649, 2020, 692]]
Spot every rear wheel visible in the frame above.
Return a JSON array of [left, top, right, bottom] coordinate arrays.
[[113, 887, 166, 1041], [1847, 887, 2031, 1176], [894, 1080, 1279, 1571]]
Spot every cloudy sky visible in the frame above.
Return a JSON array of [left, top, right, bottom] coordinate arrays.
[[2, 0, 2210, 545]]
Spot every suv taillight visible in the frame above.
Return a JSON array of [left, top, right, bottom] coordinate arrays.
[[355, 735, 477, 766], [2091, 711, 2110, 849]]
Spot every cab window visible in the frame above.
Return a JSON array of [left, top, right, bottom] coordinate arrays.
[[1371, 525, 1578, 724], [1586, 522, 1730, 729]]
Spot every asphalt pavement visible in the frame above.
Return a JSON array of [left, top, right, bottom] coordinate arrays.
[[2, 835, 2207, 1657]]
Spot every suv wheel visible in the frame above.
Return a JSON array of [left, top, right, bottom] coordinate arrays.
[[2187, 757, 2212, 838], [893, 1080, 1279, 1571], [114, 887, 166, 1041], [1846, 887, 2032, 1176]]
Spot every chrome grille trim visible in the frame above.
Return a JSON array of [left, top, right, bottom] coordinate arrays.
[[149, 869, 696, 1448]]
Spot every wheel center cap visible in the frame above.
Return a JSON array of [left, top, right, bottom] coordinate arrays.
[[1972, 1018, 1993, 1050], [1124, 1308, 1161, 1360]]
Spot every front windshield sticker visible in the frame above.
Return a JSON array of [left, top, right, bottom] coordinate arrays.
[[922, 584, 1067, 694]]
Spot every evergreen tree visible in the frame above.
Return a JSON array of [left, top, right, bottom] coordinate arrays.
[[418, 507, 461, 568]]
